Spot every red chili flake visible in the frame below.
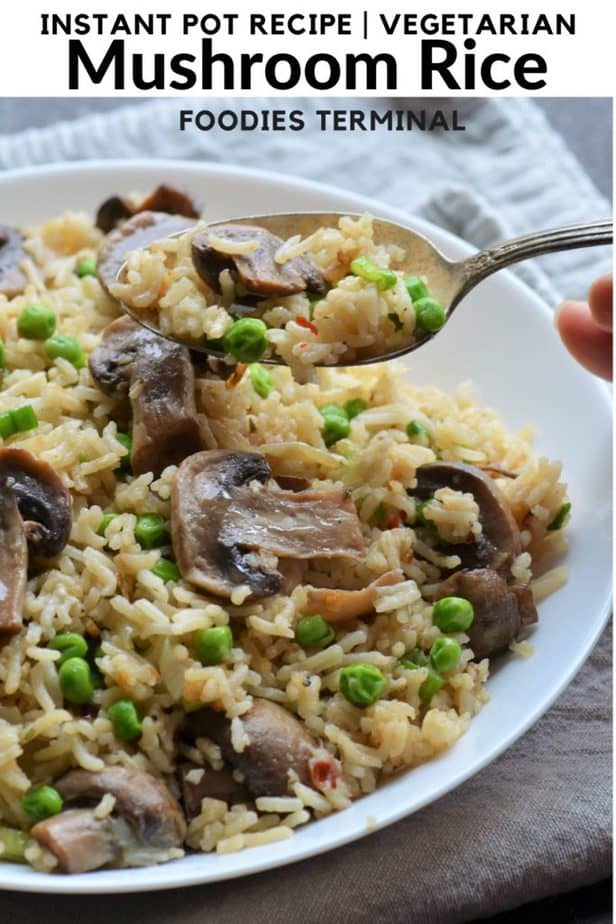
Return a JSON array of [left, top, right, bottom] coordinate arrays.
[[310, 756, 341, 789], [387, 514, 401, 529], [296, 316, 318, 335]]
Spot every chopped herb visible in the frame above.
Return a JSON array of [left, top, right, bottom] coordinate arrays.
[[547, 502, 571, 531]]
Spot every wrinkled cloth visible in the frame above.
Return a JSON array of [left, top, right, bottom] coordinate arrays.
[[0, 97, 611, 920]]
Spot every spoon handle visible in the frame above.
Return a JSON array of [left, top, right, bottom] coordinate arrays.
[[454, 219, 613, 305]]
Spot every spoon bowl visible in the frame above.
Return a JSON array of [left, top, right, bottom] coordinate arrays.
[[116, 212, 612, 366]]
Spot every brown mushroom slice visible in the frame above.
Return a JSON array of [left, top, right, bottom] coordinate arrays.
[[171, 451, 364, 600], [31, 809, 118, 874], [0, 226, 28, 298], [189, 699, 315, 797], [191, 224, 328, 298], [434, 568, 538, 660], [55, 766, 186, 848], [0, 489, 27, 634], [138, 185, 202, 220], [179, 764, 250, 820], [172, 451, 284, 599], [304, 570, 403, 625], [95, 196, 133, 235], [96, 185, 202, 233], [97, 211, 197, 293], [89, 317, 206, 477], [129, 337, 206, 477], [0, 448, 72, 559], [88, 315, 146, 395], [415, 462, 520, 574]]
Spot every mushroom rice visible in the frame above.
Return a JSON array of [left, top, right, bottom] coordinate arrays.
[[0, 187, 570, 874]]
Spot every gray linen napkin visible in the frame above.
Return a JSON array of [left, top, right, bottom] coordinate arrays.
[[0, 97, 612, 920]]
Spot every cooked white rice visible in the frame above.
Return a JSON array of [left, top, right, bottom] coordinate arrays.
[[0, 207, 569, 872], [111, 214, 418, 377]]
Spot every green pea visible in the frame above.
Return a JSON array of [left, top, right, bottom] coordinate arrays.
[[418, 665, 444, 702], [432, 596, 474, 633], [350, 256, 397, 291], [76, 257, 97, 278], [400, 647, 429, 670], [319, 404, 350, 447], [406, 420, 430, 446], [58, 657, 94, 704], [135, 514, 168, 549], [547, 502, 571, 531], [295, 615, 335, 650], [0, 826, 29, 862], [249, 362, 275, 398], [151, 558, 181, 583], [194, 626, 233, 665], [339, 663, 387, 707], [115, 432, 132, 471], [430, 637, 462, 673], [344, 398, 368, 420], [45, 334, 86, 369], [107, 699, 143, 741], [0, 411, 16, 440], [10, 405, 38, 433], [223, 318, 268, 363], [17, 304, 56, 341], [414, 297, 446, 333], [404, 275, 429, 302], [48, 632, 88, 666], [0, 339, 6, 371], [97, 513, 117, 537], [21, 785, 63, 822]]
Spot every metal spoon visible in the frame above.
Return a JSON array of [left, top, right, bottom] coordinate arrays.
[[116, 213, 612, 366]]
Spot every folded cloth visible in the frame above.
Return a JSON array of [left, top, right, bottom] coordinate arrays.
[[0, 97, 611, 921]]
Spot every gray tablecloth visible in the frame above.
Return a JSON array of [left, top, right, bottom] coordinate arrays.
[[0, 97, 612, 921]]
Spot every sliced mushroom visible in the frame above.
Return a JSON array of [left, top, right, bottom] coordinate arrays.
[[97, 211, 197, 293], [434, 568, 538, 660], [95, 196, 133, 235], [191, 224, 328, 298], [55, 766, 186, 848], [130, 337, 206, 477], [0, 489, 27, 634], [415, 462, 520, 574], [88, 315, 144, 394], [0, 226, 28, 298], [304, 570, 403, 624], [31, 809, 118, 874], [188, 699, 316, 797], [178, 763, 250, 820], [96, 185, 202, 233], [171, 451, 364, 600], [0, 448, 71, 558], [89, 317, 206, 477]]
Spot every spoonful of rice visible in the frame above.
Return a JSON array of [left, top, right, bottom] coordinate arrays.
[[104, 211, 612, 371]]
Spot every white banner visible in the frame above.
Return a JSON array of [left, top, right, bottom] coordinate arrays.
[[0, 0, 614, 97]]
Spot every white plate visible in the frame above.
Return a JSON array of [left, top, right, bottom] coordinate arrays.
[[0, 160, 611, 894]]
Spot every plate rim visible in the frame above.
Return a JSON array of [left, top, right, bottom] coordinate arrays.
[[0, 158, 611, 894]]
